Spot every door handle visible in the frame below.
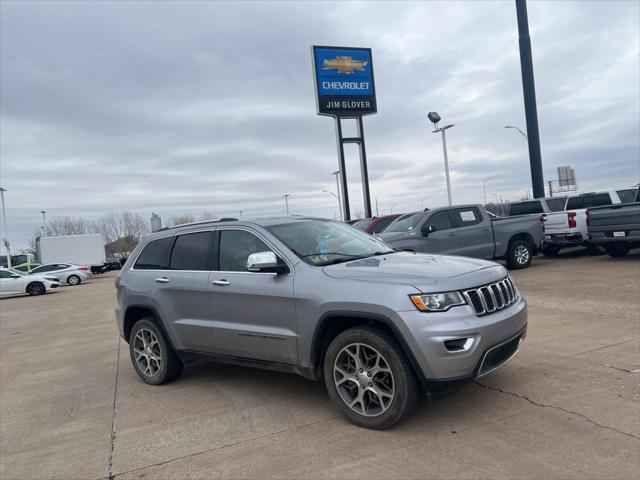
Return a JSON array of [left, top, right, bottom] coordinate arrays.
[[212, 279, 230, 286], [481, 228, 490, 232], [154, 277, 170, 284], [448, 233, 457, 237]]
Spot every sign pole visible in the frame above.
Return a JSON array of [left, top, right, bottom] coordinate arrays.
[[357, 116, 372, 218], [334, 118, 351, 221]]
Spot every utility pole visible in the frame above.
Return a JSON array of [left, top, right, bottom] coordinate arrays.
[[516, 0, 545, 198], [282, 194, 290, 216], [482, 175, 498, 206], [0, 187, 11, 268], [40, 210, 47, 236], [331, 170, 343, 221], [375, 197, 379, 217]]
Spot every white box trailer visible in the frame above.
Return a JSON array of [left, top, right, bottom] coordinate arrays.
[[39, 234, 106, 266]]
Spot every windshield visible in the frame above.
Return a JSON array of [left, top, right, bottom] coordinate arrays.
[[266, 220, 395, 266], [7, 268, 26, 276], [384, 212, 426, 233], [353, 218, 373, 231]]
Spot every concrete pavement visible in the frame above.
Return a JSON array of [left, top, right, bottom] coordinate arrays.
[[1, 250, 638, 479]]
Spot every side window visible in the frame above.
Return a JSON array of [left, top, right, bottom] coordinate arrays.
[[134, 237, 173, 270], [0, 270, 13, 278], [617, 189, 638, 204], [371, 218, 394, 234], [169, 232, 212, 271], [546, 198, 567, 212], [424, 211, 453, 231], [454, 207, 482, 227], [32, 265, 50, 273], [219, 230, 273, 272]]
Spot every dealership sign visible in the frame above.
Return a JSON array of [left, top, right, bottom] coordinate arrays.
[[312, 46, 377, 117]]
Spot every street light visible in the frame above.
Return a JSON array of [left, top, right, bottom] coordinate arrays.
[[504, 125, 528, 140], [421, 196, 431, 210], [428, 112, 454, 206], [322, 190, 342, 221], [282, 194, 290, 216], [331, 170, 344, 221], [0, 187, 11, 268], [40, 210, 47, 236], [482, 175, 498, 206]]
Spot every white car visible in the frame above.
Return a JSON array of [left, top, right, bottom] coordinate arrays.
[[29, 263, 91, 285], [0, 268, 61, 297]]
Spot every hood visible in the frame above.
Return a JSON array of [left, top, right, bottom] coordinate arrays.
[[322, 251, 507, 292]]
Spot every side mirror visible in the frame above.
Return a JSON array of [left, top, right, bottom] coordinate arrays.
[[422, 225, 437, 236], [247, 251, 289, 274]]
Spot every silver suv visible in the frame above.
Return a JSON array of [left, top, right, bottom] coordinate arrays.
[[116, 217, 527, 429]]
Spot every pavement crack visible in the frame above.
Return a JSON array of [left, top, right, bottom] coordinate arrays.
[[107, 337, 122, 480], [474, 381, 640, 441], [109, 414, 339, 478]]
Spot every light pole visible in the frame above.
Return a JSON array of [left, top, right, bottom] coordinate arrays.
[[390, 203, 398, 214], [428, 112, 454, 206], [482, 175, 498, 206], [490, 193, 500, 216], [421, 196, 431, 210], [504, 125, 528, 140], [331, 170, 343, 221], [40, 210, 47, 236], [0, 187, 11, 268], [282, 194, 290, 216], [322, 190, 342, 221]]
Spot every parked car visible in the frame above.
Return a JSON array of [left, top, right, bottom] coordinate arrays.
[[353, 214, 402, 235], [379, 205, 543, 269], [91, 258, 122, 274], [587, 188, 640, 257], [508, 197, 568, 216], [29, 263, 91, 285], [116, 217, 527, 429], [0, 268, 60, 296], [540, 190, 631, 254], [12, 262, 42, 273]]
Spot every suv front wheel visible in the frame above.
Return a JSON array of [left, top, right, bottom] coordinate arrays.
[[323, 326, 420, 429], [129, 318, 183, 385]]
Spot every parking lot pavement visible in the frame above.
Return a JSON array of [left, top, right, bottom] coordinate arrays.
[[1, 251, 638, 480]]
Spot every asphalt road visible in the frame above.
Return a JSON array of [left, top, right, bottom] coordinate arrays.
[[1, 250, 639, 479]]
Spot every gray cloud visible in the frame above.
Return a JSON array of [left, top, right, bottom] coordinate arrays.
[[1, 0, 639, 248]]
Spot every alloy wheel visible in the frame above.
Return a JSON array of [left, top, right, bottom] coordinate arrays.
[[515, 245, 530, 265], [333, 343, 395, 417], [133, 328, 162, 377]]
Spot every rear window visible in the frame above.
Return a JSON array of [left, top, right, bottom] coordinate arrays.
[[617, 189, 638, 204], [545, 197, 567, 212], [353, 219, 374, 232], [371, 217, 395, 234], [509, 201, 543, 216], [134, 237, 173, 270], [169, 232, 212, 271], [566, 193, 612, 210]]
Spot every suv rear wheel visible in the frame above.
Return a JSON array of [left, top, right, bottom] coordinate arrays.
[[323, 326, 420, 429], [129, 318, 183, 385]]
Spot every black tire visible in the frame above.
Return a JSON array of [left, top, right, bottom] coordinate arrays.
[[67, 274, 81, 286], [604, 242, 631, 258], [129, 318, 183, 385], [541, 245, 560, 256], [323, 325, 420, 429], [506, 239, 533, 269], [26, 282, 46, 296], [585, 243, 605, 255]]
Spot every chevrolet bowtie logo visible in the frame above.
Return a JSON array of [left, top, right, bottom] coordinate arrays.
[[322, 56, 368, 74]]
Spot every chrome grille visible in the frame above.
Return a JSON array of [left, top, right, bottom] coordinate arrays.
[[463, 277, 518, 316]]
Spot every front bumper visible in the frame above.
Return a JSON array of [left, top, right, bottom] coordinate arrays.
[[542, 233, 584, 247], [394, 297, 528, 384]]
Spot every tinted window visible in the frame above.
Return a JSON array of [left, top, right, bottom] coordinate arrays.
[[134, 237, 173, 270], [617, 189, 638, 204], [546, 198, 567, 212], [385, 213, 427, 233], [371, 218, 394, 234], [566, 193, 612, 210], [219, 230, 272, 272], [425, 211, 453, 231], [32, 265, 52, 273], [454, 208, 482, 227], [169, 232, 212, 271], [353, 219, 374, 232], [0, 270, 12, 278], [509, 201, 543, 216]]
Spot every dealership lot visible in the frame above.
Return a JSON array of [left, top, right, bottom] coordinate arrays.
[[1, 251, 639, 480]]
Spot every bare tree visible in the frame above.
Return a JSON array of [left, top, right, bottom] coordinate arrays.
[[47, 216, 98, 236], [199, 211, 217, 221], [166, 213, 196, 227], [98, 211, 148, 245]]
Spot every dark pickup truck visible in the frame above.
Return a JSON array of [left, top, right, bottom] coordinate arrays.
[[379, 204, 543, 269], [587, 189, 640, 257]]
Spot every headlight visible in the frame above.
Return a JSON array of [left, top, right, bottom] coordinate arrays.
[[410, 291, 466, 312]]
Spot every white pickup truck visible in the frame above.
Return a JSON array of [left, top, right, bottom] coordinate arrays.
[[540, 188, 638, 255]]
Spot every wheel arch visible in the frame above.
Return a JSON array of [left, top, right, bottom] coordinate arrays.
[[309, 311, 424, 387], [508, 232, 537, 254], [123, 304, 175, 350], [25, 281, 45, 293]]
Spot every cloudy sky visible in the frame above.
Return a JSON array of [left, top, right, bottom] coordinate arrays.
[[1, 0, 639, 249]]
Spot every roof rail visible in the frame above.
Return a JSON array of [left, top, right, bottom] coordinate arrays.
[[159, 218, 238, 231]]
